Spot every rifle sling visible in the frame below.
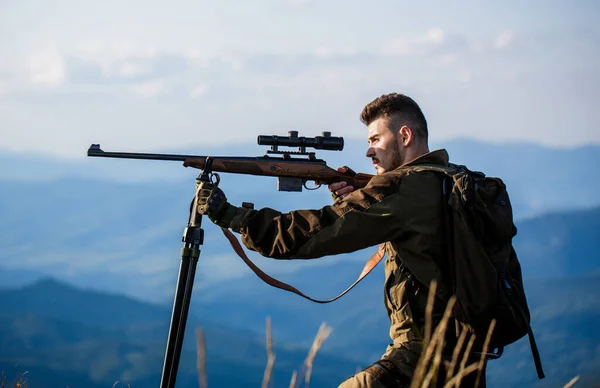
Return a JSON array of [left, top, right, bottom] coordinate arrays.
[[220, 228, 386, 304]]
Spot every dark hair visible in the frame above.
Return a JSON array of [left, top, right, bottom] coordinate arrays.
[[360, 93, 428, 141]]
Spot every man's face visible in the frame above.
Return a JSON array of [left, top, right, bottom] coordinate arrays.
[[365, 117, 403, 175]]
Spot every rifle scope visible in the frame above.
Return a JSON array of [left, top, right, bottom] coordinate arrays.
[[257, 131, 344, 151]]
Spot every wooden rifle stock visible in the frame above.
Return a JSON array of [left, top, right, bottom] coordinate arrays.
[[183, 157, 373, 189]]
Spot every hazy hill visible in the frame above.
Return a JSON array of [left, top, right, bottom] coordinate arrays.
[[1, 273, 598, 387], [1, 139, 599, 387], [1, 139, 599, 304], [0, 206, 599, 387], [0, 278, 357, 388]]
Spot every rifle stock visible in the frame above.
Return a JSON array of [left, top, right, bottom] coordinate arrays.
[[182, 157, 373, 190]]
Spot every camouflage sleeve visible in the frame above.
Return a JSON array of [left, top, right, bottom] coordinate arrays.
[[230, 173, 406, 259]]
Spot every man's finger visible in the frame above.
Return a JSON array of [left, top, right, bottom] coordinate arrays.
[[329, 181, 347, 192], [335, 186, 354, 197]]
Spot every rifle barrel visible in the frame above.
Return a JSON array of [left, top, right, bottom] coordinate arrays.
[[87, 144, 203, 162]]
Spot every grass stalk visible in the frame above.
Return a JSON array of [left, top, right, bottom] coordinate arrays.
[[411, 295, 456, 388], [563, 375, 580, 388], [288, 371, 297, 388], [303, 322, 333, 388], [474, 320, 496, 388], [262, 317, 276, 388], [423, 280, 438, 348], [453, 332, 476, 388], [196, 328, 208, 388], [444, 325, 468, 384]]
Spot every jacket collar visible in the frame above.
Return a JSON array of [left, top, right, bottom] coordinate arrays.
[[398, 148, 449, 169]]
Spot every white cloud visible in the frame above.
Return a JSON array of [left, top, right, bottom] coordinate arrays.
[[0, 80, 8, 96], [183, 48, 216, 68], [27, 47, 66, 86], [457, 70, 472, 83], [128, 78, 165, 98], [0, 1, 598, 157], [115, 61, 152, 78], [288, 0, 313, 8], [495, 30, 515, 49], [434, 53, 459, 67], [313, 46, 358, 58], [190, 83, 209, 98], [381, 28, 446, 56]]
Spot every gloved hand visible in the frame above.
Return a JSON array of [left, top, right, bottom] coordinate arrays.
[[196, 181, 238, 228]]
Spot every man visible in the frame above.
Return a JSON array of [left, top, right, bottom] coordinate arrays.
[[196, 93, 486, 387]]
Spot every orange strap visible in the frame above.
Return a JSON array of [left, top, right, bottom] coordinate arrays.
[[220, 228, 386, 304]]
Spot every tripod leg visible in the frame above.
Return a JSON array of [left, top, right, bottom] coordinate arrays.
[[160, 230, 202, 388], [160, 216, 204, 388], [160, 159, 214, 388]]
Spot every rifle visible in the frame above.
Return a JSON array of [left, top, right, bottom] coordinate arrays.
[[88, 130, 373, 191], [87, 131, 373, 388]]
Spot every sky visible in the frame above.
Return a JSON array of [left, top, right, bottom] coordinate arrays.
[[1, 0, 599, 301], [1, 0, 599, 159]]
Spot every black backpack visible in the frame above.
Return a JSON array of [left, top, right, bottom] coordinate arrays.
[[407, 163, 545, 379]]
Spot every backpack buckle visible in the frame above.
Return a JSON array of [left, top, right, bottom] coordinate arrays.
[[474, 346, 504, 360]]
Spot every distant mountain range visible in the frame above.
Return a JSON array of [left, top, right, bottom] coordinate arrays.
[[1, 138, 599, 304], [1, 271, 598, 387], [1, 138, 599, 387], [0, 278, 357, 388], [2, 137, 599, 219]]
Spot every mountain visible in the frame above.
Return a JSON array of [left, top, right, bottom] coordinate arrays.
[[514, 206, 600, 277], [1, 139, 599, 386], [1, 272, 599, 388], [2, 138, 600, 218], [0, 278, 358, 388], [1, 139, 599, 305]]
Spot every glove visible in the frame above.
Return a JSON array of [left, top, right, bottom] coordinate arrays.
[[196, 182, 238, 229]]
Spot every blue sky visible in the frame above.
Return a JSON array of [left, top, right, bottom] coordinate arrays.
[[1, 0, 598, 158], [1, 0, 599, 301]]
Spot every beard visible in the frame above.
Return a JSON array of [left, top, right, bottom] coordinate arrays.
[[377, 133, 404, 174], [390, 134, 404, 168], [374, 134, 404, 175]]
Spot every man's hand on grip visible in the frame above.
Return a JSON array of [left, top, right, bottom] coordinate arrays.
[[329, 166, 358, 202], [196, 182, 237, 228]]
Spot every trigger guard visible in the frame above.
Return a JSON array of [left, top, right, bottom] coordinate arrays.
[[304, 181, 321, 191], [211, 173, 221, 186]]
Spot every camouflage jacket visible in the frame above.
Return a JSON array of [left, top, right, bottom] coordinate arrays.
[[231, 149, 453, 347]]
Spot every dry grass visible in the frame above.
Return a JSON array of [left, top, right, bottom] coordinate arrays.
[[193, 317, 332, 388], [2, 371, 28, 388], [262, 317, 276, 388], [195, 328, 208, 388], [189, 281, 585, 387], [299, 322, 333, 388], [3, 280, 582, 388], [563, 375, 580, 388]]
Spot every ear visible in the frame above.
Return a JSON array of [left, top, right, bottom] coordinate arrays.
[[398, 125, 413, 146]]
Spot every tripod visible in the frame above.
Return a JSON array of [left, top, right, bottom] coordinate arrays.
[[159, 158, 215, 388]]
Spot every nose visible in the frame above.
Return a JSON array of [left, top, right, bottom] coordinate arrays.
[[366, 147, 375, 158]]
